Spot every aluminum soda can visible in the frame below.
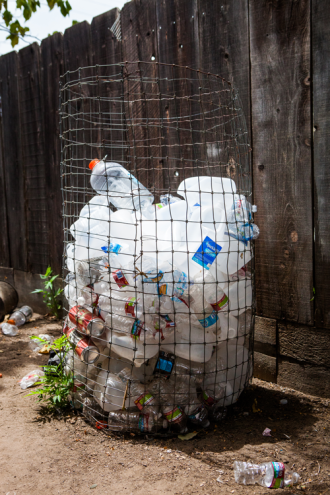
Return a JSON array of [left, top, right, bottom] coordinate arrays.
[[68, 305, 104, 337], [64, 324, 100, 364]]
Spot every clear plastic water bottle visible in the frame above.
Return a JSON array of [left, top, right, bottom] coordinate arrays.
[[161, 337, 214, 363], [105, 328, 159, 366], [188, 283, 219, 330], [117, 367, 160, 417], [218, 280, 252, 317], [1, 322, 19, 336], [233, 461, 299, 488], [108, 410, 168, 433], [89, 158, 154, 211], [225, 195, 260, 244], [93, 369, 137, 412], [150, 378, 188, 434], [203, 343, 250, 406], [83, 396, 108, 426], [98, 291, 155, 322], [168, 375, 210, 427], [8, 305, 33, 326], [192, 272, 229, 313]]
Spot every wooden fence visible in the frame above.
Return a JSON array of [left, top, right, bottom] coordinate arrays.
[[0, 0, 329, 396]]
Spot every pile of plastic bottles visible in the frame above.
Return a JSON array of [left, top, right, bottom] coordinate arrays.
[[63, 158, 259, 434]]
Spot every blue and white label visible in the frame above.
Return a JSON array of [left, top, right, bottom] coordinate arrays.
[[192, 236, 222, 269], [198, 311, 219, 328], [101, 243, 122, 254]]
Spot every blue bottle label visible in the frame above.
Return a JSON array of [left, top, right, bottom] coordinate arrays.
[[192, 236, 222, 269], [101, 243, 122, 254], [198, 311, 219, 328]]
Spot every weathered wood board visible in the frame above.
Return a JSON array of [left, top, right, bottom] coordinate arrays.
[[250, 0, 313, 325], [312, 0, 330, 329], [278, 358, 330, 398], [41, 33, 64, 275], [18, 43, 48, 273], [0, 52, 27, 272]]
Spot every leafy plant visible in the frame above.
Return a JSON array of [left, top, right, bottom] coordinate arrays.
[[0, 0, 72, 47], [32, 265, 63, 319], [26, 334, 74, 410], [310, 287, 316, 302]]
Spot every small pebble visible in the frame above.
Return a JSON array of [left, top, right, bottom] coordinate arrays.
[[280, 399, 288, 405], [90, 484, 97, 489]]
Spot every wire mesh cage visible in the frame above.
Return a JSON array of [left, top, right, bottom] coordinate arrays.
[[60, 62, 258, 435]]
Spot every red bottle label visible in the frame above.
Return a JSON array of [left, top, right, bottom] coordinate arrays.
[[210, 294, 229, 312], [113, 269, 129, 288], [125, 297, 136, 317]]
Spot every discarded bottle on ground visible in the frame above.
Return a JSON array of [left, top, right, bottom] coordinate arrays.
[[233, 461, 300, 488], [8, 305, 33, 326]]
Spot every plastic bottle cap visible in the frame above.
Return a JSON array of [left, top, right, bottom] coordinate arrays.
[[89, 159, 100, 170]]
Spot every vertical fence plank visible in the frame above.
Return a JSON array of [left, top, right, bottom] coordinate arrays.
[[121, 0, 164, 196], [312, 0, 330, 329], [41, 33, 64, 276], [250, 0, 313, 325], [90, 9, 124, 165], [18, 43, 48, 274], [91, 8, 121, 66], [156, 0, 200, 190], [62, 22, 93, 239], [0, 52, 27, 271], [0, 92, 10, 267], [197, 0, 250, 139]]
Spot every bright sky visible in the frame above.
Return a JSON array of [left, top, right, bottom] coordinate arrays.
[[0, 0, 127, 55]]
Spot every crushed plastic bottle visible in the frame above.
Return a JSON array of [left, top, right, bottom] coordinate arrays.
[[1, 322, 19, 336], [19, 369, 45, 390], [233, 461, 299, 488]]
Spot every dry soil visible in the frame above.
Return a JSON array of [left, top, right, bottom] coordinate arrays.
[[0, 316, 329, 495]]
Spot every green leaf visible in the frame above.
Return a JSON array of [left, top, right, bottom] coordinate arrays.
[[31, 288, 44, 294], [45, 266, 52, 277], [71, 19, 78, 25], [3, 9, 13, 25]]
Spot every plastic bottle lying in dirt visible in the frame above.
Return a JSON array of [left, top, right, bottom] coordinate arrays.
[[7, 305, 33, 326], [1, 322, 19, 336], [233, 461, 299, 488]]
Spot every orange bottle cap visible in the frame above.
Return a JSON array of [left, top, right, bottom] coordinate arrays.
[[89, 159, 101, 170]]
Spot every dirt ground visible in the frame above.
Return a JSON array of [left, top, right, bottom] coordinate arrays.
[[0, 316, 329, 495]]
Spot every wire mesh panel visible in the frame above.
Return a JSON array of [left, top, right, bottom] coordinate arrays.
[[60, 62, 258, 435]]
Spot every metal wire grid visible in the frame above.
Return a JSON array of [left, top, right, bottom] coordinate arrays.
[[60, 62, 254, 435]]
